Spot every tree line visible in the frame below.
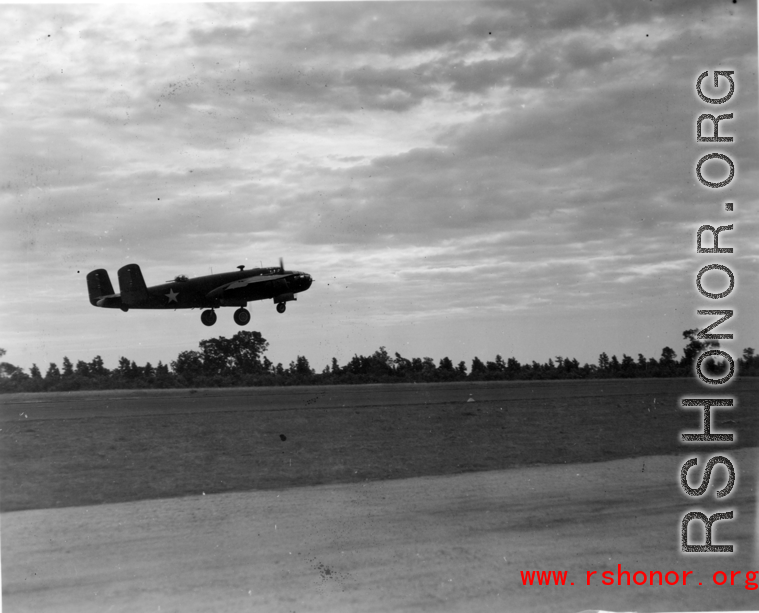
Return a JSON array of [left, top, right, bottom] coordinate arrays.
[[1, 329, 757, 393]]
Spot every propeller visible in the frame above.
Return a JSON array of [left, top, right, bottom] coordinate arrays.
[[279, 257, 284, 273]]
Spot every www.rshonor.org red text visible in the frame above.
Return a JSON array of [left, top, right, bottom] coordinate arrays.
[[520, 566, 757, 589]]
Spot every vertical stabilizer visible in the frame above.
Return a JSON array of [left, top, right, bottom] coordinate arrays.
[[117, 264, 149, 306], [86, 269, 115, 306]]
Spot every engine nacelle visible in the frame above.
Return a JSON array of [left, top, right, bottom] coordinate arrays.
[[273, 292, 296, 304]]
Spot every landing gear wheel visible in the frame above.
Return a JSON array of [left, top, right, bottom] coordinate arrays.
[[233, 307, 251, 326], [201, 309, 217, 326], [276, 302, 286, 314]]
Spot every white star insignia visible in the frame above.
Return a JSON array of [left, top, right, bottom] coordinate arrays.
[[165, 289, 179, 303]]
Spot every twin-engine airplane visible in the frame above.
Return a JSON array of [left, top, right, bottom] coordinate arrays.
[[86, 259, 312, 326]]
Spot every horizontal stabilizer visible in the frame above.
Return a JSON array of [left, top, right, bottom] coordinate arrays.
[[117, 264, 149, 306], [86, 269, 115, 306]]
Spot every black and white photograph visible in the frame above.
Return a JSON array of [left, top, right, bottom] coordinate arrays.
[[1, 1, 758, 611]]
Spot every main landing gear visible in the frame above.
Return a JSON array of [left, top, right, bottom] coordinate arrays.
[[276, 302, 286, 314], [200, 309, 217, 326], [201, 308, 250, 326], [233, 307, 251, 326]]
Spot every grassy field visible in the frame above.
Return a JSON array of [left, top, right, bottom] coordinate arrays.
[[1, 379, 756, 512]]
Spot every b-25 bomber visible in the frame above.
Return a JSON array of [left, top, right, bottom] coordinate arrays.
[[86, 259, 312, 326]]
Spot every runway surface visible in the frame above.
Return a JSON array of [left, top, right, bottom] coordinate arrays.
[[3, 447, 757, 613], [2, 378, 737, 422]]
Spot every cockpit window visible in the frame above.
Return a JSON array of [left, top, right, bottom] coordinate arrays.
[[174, 275, 189, 282]]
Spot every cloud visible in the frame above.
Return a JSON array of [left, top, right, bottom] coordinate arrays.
[[1, 0, 757, 373]]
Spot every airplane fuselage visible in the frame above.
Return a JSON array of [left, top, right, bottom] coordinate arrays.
[[87, 262, 313, 326]]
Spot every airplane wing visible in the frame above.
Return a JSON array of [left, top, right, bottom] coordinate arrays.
[[206, 273, 290, 299], [224, 273, 289, 290]]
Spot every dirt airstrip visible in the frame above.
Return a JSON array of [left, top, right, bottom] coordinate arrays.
[[1, 379, 757, 612]]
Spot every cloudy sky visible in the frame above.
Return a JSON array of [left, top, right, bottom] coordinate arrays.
[[1, 1, 757, 374]]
